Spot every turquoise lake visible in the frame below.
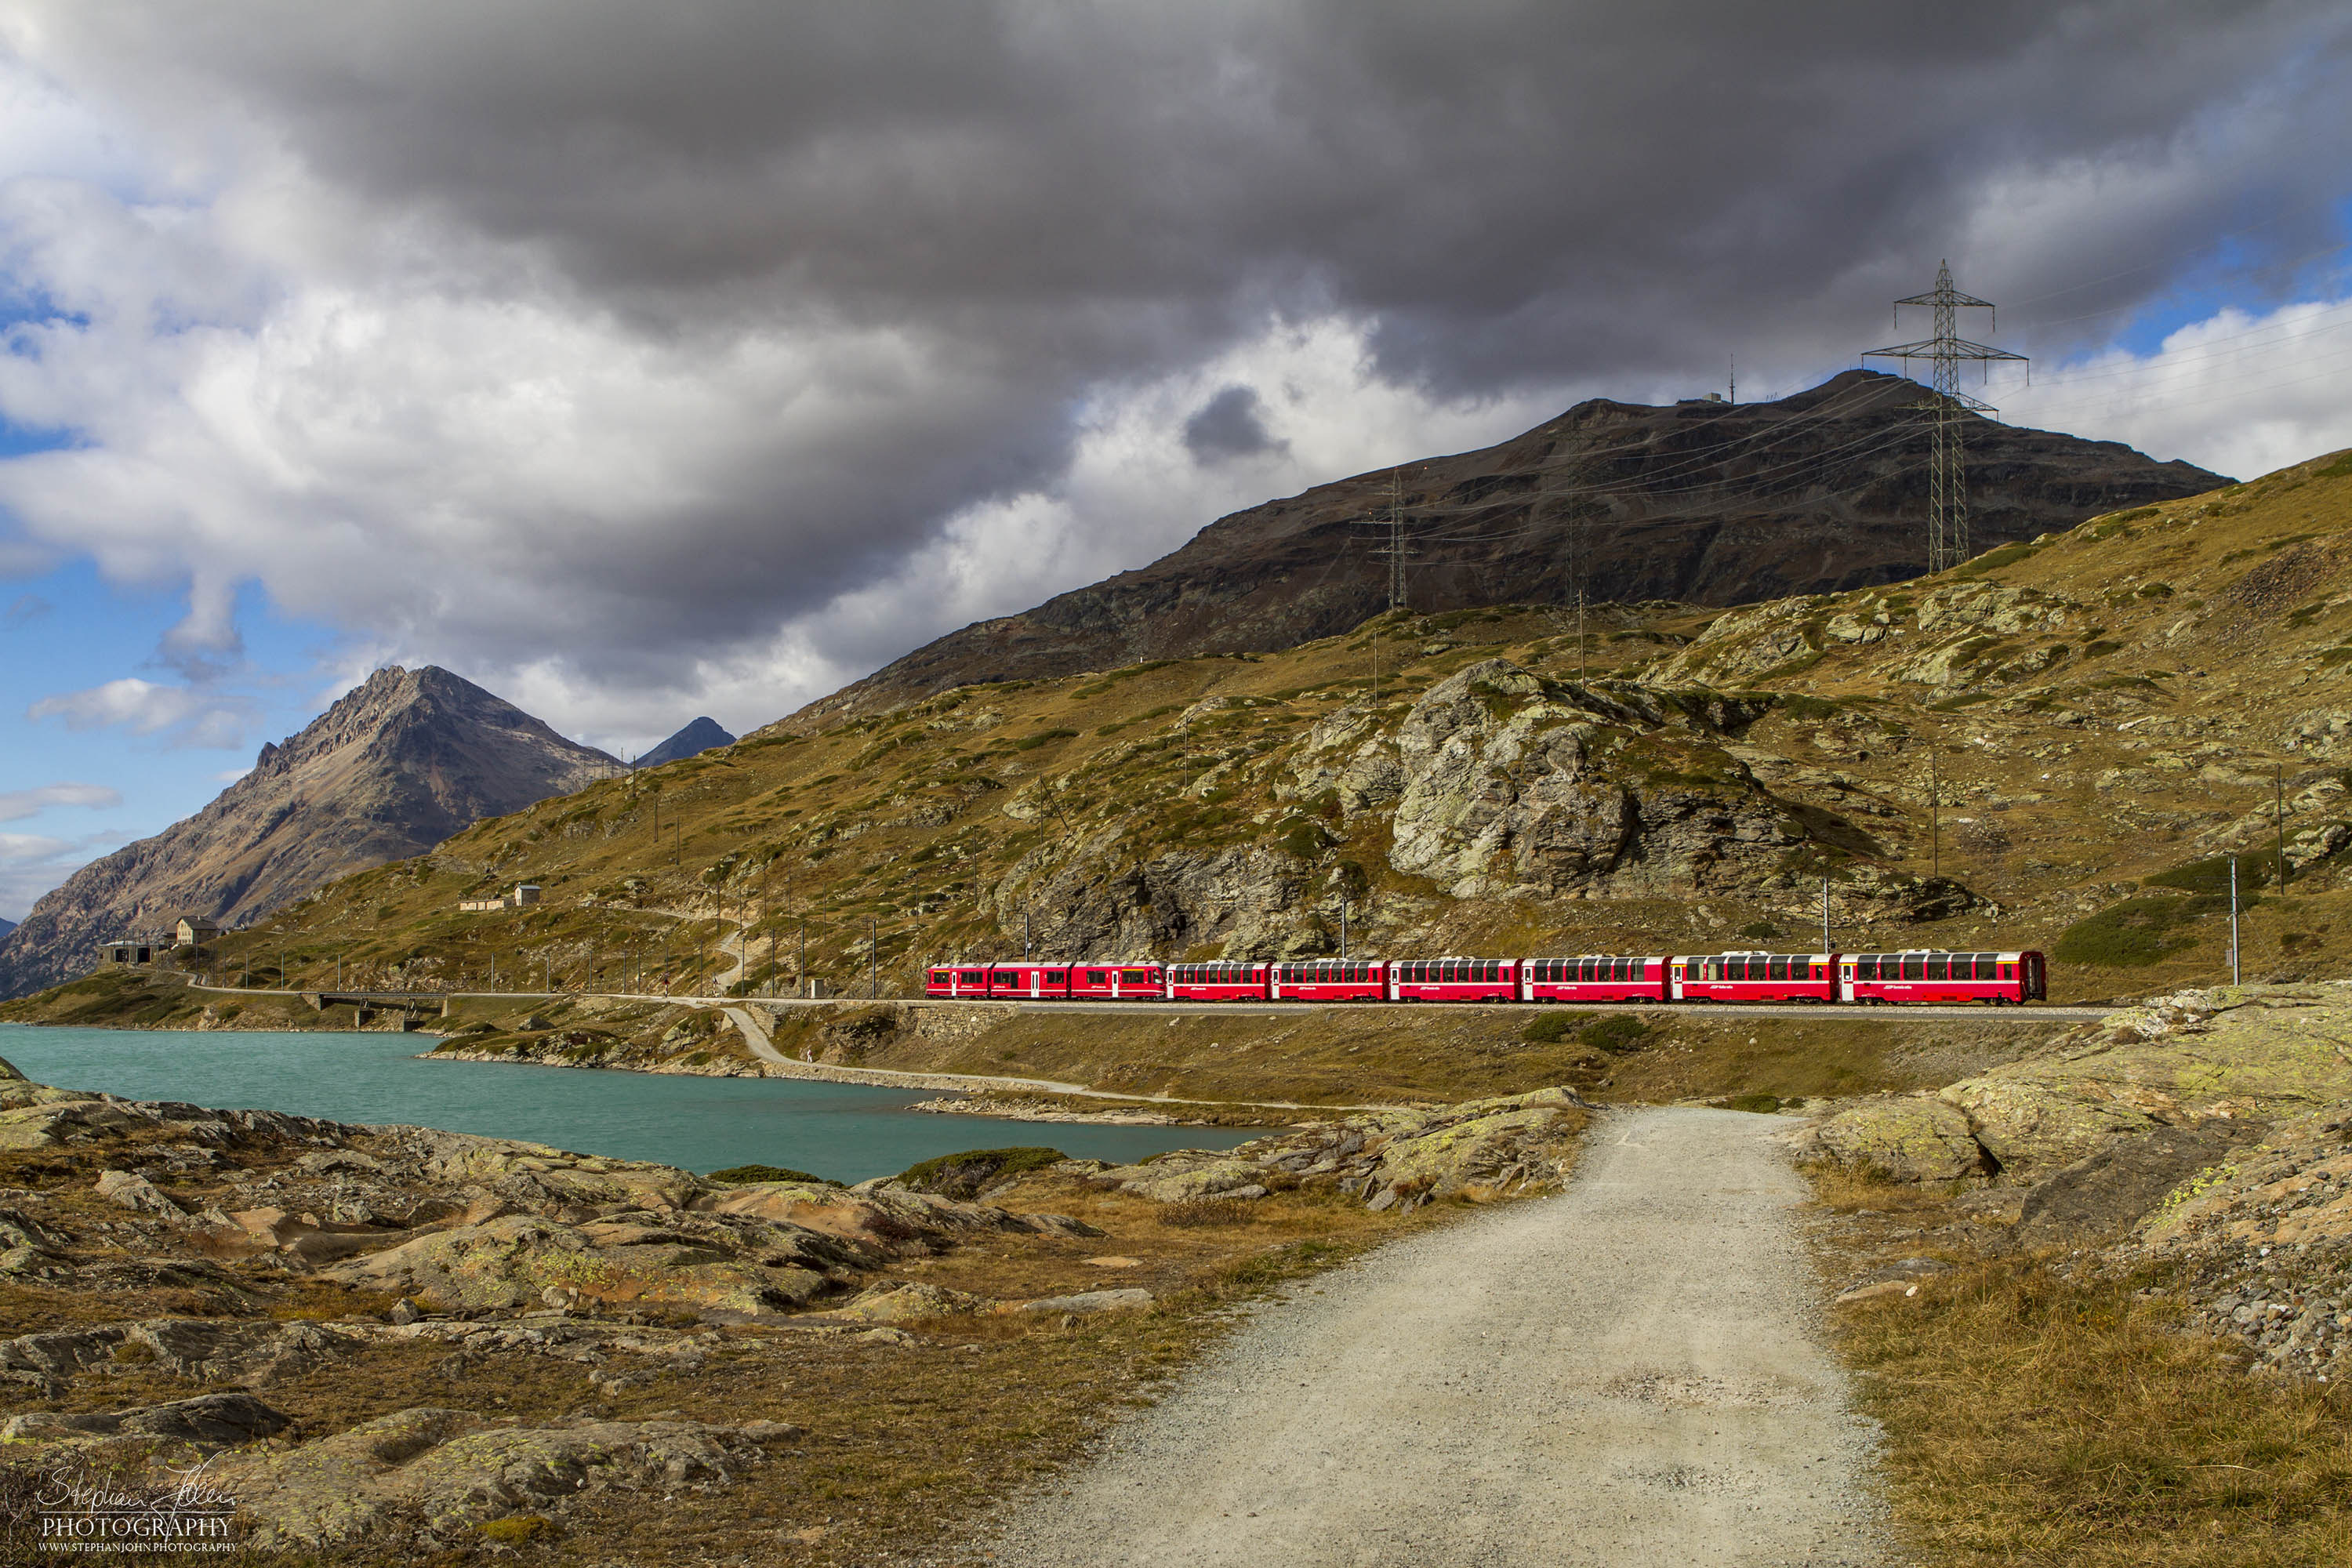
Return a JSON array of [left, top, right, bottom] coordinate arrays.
[[0, 1025, 1251, 1182]]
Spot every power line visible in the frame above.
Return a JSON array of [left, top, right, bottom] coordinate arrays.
[[1864, 261, 2028, 572]]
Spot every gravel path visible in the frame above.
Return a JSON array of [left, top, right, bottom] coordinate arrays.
[[990, 1106, 1887, 1567]]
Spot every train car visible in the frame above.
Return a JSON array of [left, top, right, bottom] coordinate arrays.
[[1522, 955, 1670, 1004], [1669, 952, 1838, 1003], [1065, 963, 1165, 1000], [1390, 956, 1519, 1003], [1269, 959, 1387, 1002], [1842, 949, 2045, 1005], [927, 966, 994, 999], [1166, 960, 1271, 1001], [981, 964, 1069, 1000]]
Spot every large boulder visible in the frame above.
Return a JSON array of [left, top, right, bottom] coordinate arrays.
[[210, 1406, 783, 1549], [3, 1392, 291, 1446], [320, 1214, 830, 1316], [1793, 1096, 1990, 1183]]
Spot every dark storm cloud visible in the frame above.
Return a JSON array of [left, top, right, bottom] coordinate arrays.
[[5, 0, 2349, 709], [1185, 385, 1286, 463]]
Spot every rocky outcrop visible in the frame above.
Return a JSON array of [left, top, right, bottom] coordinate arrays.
[[0, 666, 621, 998], [1657, 579, 2086, 694], [786, 370, 2223, 728], [209, 1406, 800, 1551], [1080, 1088, 1592, 1214], [1798, 985, 2352, 1189]]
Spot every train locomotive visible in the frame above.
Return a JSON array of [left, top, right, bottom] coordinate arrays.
[[927, 949, 2047, 1007]]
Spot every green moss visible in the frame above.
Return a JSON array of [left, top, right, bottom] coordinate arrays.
[[2053, 894, 2242, 967], [1959, 542, 2041, 573], [1520, 1011, 1577, 1044], [894, 1146, 1066, 1197], [705, 1163, 842, 1186], [2143, 855, 2274, 897], [1578, 1014, 1651, 1054], [1719, 1092, 1782, 1114]]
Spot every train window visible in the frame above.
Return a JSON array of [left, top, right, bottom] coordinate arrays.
[[1122, 968, 1152, 983], [1859, 956, 1878, 980], [1899, 955, 1922, 980], [1767, 956, 1788, 981], [1085, 970, 1105, 984], [1925, 955, 1948, 981], [1045, 972, 1066, 984], [1978, 954, 1998, 979]]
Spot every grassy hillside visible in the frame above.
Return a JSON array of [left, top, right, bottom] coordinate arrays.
[[13, 449, 2352, 1033]]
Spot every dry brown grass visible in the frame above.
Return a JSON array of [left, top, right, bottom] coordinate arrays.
[[1842, 1256, 2352, 1566]]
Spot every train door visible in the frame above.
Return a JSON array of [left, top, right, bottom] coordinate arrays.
[[2025, 952, 2046, 1001], [1835, 958, 1855, 1003], [1668, 957, 1688, 1000]]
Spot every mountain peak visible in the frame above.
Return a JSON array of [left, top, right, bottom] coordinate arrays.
[[0, 671, 621, 998], [635, 717, 737, 769]]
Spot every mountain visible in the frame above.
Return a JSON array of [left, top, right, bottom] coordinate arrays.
[[0, 918, 13, 941], [788, 370, 2224, 729], [634, 717, 736, 769], [0, 666, 621, 998], [98, 445, 2352, 1015]]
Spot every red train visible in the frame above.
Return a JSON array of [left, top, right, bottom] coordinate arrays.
[[927, 949, 2046, 1007]]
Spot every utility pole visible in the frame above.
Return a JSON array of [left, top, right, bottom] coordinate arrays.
[[2276, 763, 2289, 891], [1340, 898, 1348, 960], [1926, 748, 1940, 880], [1864, 262, 2029, 572], [1024, 908, 1031, 960], [869, 917, 879, 998], [1821, 877, 1831, 956], [800, 918, 808, 1000], [2229, 856, 2242, 985]]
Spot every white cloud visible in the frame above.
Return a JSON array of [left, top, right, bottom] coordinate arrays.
[[25, 677, 255, 748], [0, 2, 2343, 752], [1998, 296, 2352, 482], [0, 782, 122, 821]]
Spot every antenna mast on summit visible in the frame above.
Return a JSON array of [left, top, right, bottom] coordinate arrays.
[[1864, 261, 2027, 573]]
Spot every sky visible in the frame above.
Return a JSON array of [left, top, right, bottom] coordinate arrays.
[[2, 0, 2350, 920]]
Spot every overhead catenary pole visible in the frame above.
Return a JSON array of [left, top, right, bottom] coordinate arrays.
[[1928, 749, 1940, 880], [2276, 763, 2289, 891], [869, 917, 879, 998], [1863, 262, 2030, 573], [2229, 856, 2242, 986], [1821, 877, 1831, 956]]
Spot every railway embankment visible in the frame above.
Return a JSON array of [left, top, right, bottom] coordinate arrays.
[[2, 967, 2070, 1113]]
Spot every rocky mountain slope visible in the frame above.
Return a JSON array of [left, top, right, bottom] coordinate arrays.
[[0, 667, 619, 998], [24, 446, 2350, 1015], [635, 716, 736, 768], [0, 918, 13, 941], [795, 370, 2224, 728]]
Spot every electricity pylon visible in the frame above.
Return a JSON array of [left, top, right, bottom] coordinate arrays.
[[1864, 261, 2028, 572], [1368, 466, 1413, 610]]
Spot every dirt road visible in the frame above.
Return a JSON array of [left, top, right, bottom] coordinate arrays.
[[990, 1107, 1886, 1566]]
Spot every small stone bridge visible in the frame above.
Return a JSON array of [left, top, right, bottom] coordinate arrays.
[[299, 990, 453, 1025]]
